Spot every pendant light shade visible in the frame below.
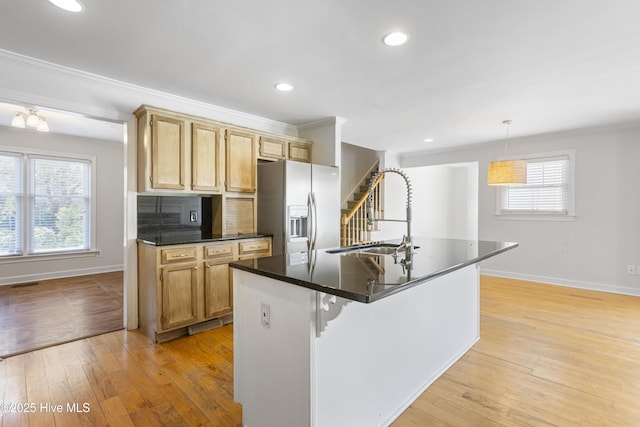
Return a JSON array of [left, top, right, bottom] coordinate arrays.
[[11, 112, 26, 128], [487, 159, 527, 185], [36, 117, 50, 132], [487, 120, 526, 186], [26, 109, 40, 127]]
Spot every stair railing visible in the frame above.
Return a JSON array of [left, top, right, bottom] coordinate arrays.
[[341, 173, 384, 246]]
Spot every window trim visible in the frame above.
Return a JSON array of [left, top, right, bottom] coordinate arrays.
[[0, 145, 97, 259], [495, 149, 576, 221]]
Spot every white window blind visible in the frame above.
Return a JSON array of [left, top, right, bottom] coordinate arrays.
[[0, 153, 23, 256], [499, 155, 571, 215], [29, 157, 91, 253]]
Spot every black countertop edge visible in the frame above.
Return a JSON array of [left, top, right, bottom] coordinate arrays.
[[359, 241, 519, 303], [230, 261, 373, 302], [137, 234, 271, 246], [230, 241, 519, 303]]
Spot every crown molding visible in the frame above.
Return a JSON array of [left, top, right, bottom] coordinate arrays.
[[0, 49, 298, 135], [298, 116, 347, 131]]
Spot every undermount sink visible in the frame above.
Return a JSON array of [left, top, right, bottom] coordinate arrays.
[[354, 246, 399, 255], [326, 243, 418, 256]]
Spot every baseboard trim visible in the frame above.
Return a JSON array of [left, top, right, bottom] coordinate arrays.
[[481, 268, 640, 297], [0, 265, 124, 286]]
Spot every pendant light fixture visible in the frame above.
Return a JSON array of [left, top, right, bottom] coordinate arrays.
[[10, 108, 50, 132], [487, 120, 526, 186]]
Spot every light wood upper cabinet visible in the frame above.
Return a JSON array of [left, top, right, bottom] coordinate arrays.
[[136, 105, 312, 194], [191, 122, 222, 192], [288, 141, 312, 163], [259, 136, 287, 160], [136, 106, 224, 194], [151, 114, 185, 190], [226, 130, 256, 193]]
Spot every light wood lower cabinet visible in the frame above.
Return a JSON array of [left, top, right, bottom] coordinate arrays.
[[160, 262, 199, 330], [138, 237, 271, 343], [203, 240, 235, 319], [204, 263, 231, 318]]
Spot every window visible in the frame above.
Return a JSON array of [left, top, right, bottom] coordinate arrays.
[[0, 150, 93, 257], [496, 150, 575, 219], [0, 154, 22, 255]]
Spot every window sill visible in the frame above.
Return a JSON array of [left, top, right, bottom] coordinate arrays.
[[495, 214, 576, 222], [0, 250, 101, 264]]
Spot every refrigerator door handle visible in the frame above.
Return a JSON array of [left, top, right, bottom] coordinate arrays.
[[311, 192, 319, 250], [307, 192, 313, 251]]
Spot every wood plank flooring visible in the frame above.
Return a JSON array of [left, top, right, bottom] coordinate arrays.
[[1, 275, 640, 426], [394, 276, 640, 427], [0, 272, 124, 358]]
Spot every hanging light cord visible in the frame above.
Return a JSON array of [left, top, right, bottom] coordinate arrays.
[[502, 119, 512, 159]]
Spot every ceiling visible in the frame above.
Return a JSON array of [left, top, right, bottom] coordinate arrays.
[[1, 0, 640, 152]]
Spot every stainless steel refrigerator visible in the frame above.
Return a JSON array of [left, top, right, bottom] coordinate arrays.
[[258, 160, 340, 256]]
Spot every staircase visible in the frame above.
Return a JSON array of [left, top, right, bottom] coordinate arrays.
[[341, 169, 384, 246]]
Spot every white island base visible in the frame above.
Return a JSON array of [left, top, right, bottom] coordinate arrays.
[[233, 264, 480, 427]]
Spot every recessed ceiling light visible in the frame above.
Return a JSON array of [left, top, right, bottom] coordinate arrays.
[[274, 83, 293, 92], [423, 138, 434, 143], [47, 0, 84, 13], [382, 32, 408, 47]]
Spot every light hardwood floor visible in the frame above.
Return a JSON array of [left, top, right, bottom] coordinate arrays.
[[1, 276, 640, 426]]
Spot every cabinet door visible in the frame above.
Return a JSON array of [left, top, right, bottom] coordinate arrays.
[[259, 137, 286, 160], [151, 114, 185, 189], [226, 130, 256, 192], [204, 262, 232, 318], [160, 263, 198, 330], [288, 141, 312, 163], [192, 123, 221, 191]]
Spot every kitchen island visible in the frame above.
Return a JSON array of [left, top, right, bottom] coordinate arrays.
[[231, 237, 517, 427]]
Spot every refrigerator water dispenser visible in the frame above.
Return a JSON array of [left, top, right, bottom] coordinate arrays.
[[287, 205, 309, 242]]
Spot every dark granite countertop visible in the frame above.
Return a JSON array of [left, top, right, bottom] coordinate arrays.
[[137, 231, 270, 246], [230, 237, 518, 303]]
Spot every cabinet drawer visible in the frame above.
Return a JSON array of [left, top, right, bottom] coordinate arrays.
[[204, 243, 235, 260], [160, 247, 197, 264], [238, 239, 271, 257]]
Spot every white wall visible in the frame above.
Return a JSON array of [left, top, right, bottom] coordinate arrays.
[[340, 142, 379, 207], [373, 152, 405, 240], [298, 117, 346, 168], [399, 124, 640, 296], [405, 163, 478, 240], [0, 126, 124, 285], [374, 153, 479, 242]]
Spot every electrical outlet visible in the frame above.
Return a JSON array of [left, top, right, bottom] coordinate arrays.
[[261, 303, 270, 328], [626, 265, 636, 275]]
